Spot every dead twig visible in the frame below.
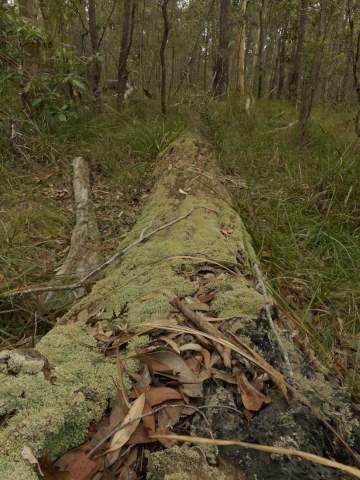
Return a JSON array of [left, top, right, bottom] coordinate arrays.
[[150, 433, 360, 480], [253, 263, 293, 377], [0, 210, 193, 300]]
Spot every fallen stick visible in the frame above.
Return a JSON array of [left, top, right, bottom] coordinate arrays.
[[44, 156, 102, 307], [150, 433, 360, 480]]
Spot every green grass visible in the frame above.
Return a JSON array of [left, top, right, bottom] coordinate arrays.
[[208, 97, 360, 388], [0, 98, 187, 341]]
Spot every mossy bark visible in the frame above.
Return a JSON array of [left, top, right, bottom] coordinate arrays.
[[0, 133, 359, 479]]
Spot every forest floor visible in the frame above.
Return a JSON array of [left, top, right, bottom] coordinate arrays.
[[1, 96, 359, 392]]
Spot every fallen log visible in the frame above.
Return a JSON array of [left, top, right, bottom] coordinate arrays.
[[44, 156, 102, 310], [0, 132, 359, 480]]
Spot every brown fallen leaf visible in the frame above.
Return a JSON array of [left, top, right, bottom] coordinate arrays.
[[22, 447, 44, 477], [140, 351, 197, 383], [159, 335, 181, 354], [41, 456, 73, 480], [142, 400, 156, 433], [157, 405, 184, 430], [155, 428, 177, 449], [197, 291, 217, 303], [117, 447, 138, 479], [201, 349, 211, 369], [237, 373, 271, 412], [179, 342, 203, 352], [128, 423, 154, 445], [146, 387, 183, 407], [181, 383, 203, 398], [107, 393, 146, 453], [210, 368, 237, 385], [55, 452, 97, 480]]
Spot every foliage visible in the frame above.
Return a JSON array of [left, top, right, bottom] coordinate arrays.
[[0, 6, 86, 125]]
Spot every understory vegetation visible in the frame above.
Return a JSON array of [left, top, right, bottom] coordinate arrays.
[[208, 97, 360, 389], [0, 99, 185, 340]]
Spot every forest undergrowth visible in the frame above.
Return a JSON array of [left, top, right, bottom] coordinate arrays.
[[0, 98, 185, 341], [208, 97, 360, 392]]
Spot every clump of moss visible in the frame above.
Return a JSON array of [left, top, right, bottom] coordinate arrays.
[[146, 446, 225, 480], [0, 325, 116, 479]]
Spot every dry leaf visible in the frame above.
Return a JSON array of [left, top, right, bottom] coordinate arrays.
[[179, 342, 203, 353], [145, 387, 183, 407], [117, 447, 138, 480], [197, 291, 216, 303], [142, 400, 156, 433], [128, 424, 154, 445], [155, 428, 176, 448], [41, 456, 72, 480], [22, 447, 43, 477], [141, 351, 197, 383], [201, 349, 211, 369], [55, 452, 97, 480], [159, 336, 181, 354], [237, 373, 271, 412], [181, 383, 203, 398], [157, 405, 183, 430], [108, 393, 146, 453], [210, 368, 237, 385]]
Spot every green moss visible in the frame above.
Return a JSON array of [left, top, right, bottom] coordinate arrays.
[[146, 446, 225, 480], [211, 278, 265, 318], [0, 325, 116, 479]]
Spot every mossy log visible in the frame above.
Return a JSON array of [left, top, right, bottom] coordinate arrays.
[[0, 133, 359, 480]]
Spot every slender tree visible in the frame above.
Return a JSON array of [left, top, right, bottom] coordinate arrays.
[[88, 0, 102, 111], [347, 0, 360, 139], [160, 0, 170, 115], [288, 0, 309, 101], [299, 0, 327, 144], [257, 0, 268, 98], [117, 0, 137, 108], [236, 0, 248, 96], [213, 0, 231, 96]]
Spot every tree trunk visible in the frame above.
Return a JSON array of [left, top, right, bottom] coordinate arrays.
[[1, 131, 360, 480], [299, 0, 326, 145], [117, 0, 136, 108], [160, 0, 170, 115], [288, 0, 309, 102], [213, 0, 231, 97], [236, 0, 248, 96], [257, 0, 268, 99], [88, 0, 102, 111], [18, 0, 41, 76], [277, 26, 288, 98]]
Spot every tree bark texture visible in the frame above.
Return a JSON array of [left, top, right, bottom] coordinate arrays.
[[88, 0, 102, 111], [117, 0, 136, 108], [236, 0, 248, 96], [44, 157, 102, 311], [288, 0, 309, 102], [213, 0, 231, 96], [160, 0, 170, 115]]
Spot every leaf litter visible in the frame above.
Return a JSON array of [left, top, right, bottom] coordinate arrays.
[[46, 284, 360, 479]]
